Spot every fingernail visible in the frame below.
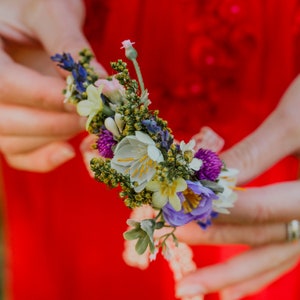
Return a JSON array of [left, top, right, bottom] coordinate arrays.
[[80, 135, 97, 152], [176, 284, 206, 298], [51, 145, 75, 165]]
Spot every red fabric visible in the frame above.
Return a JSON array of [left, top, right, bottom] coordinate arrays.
[[2, 0, 300, 299]]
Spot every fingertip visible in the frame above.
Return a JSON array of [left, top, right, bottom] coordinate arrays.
[[50, 144, 76, 167], [175, 282, 206, 298], [79, 135, 98, 177], [221, 290, 241, 300], [4, 143, 76, 172]]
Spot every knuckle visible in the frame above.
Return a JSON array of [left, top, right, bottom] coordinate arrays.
[[252, 200, 272, 223], [247, 225, 268, 246]]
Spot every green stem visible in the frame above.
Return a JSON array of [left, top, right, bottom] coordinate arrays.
[[132, 58, 145, 95], [160, 226, 177, 244], [154, 209, 163, 221]]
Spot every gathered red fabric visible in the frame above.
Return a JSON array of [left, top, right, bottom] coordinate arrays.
[[1, 0, 300, 299]]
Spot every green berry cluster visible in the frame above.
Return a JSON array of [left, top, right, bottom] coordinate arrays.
[[90, 157, 153, 209], [79, 49, 99, 84]]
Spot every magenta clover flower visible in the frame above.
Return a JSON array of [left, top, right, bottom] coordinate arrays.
[[194, 148, 223, 181], [162, 180, 218, 227], [97, 128, 116, 158]]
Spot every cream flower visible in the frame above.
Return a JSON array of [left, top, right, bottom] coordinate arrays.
[[180, 139, 202, 171], [104, 113, 125, 138], [111, 131, 164, 192], [77, 84, 104, 130], [146, 177, 187, 211], [213, 168, 239, 214]]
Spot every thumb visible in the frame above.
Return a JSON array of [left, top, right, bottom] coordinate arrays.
[[24, 0, 107, 77], [80, 134, 99, 177], [220, 108, 296, 185]]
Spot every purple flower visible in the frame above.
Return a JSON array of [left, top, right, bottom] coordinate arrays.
[[142, 119, 173, 150], [97, 129, 116, 158], [162, 180, 218, 227], [194, 148, 222, 181], [51, 52, 87, 93], [51, 53, 75, 71], [71, 64, 88, 93]]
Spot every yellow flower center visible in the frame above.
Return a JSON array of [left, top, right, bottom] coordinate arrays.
[[182, 188, 202, 213], [160, 180, 178, 197], [131, 155, 156, 179]]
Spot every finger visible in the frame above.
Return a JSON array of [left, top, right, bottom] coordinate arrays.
[[0, 135, 71, 154], [24, 0, 107, 77], [222, 75, 300, 185], [216, 181, 300, 224], [0, 104, 85, 136], [176, 242, 300, 298], [175, 222, 286, 246], [220, 256, 299, 300], [4, 141, 76, 172], [79, 134, 98, 177], [192, 126, 225, 153], [0, 54, 72, 111], [221, 111, 295, 184]]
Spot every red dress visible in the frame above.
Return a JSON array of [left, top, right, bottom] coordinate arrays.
[[1, 0, 300, 299]]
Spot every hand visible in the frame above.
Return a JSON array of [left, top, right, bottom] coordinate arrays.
[[175, 75, 300, 299], [0, 0, 106, 172]]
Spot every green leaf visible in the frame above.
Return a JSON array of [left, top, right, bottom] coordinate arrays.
[[126, 219, 140, 227], [155, 221, 165, 230], [200, 180, 224, 193], [123, 228, 142, 240], [135, 234, 150, 255], [140, 219, 155, 243]]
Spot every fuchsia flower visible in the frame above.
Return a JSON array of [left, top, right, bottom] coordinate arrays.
[[97, 129, 116, 158], [194, 148, 223, 181]]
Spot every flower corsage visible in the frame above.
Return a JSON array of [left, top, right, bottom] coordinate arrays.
[[51, 40, 238, 257]]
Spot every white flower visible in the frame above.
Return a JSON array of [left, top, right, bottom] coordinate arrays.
[[189, 157, 202, 171], [180, 139, 202, 171], [77, 84, 104, 130], [146, 177, 187, 211], [213, 168, 239, 214], [64, 75, 75, 103], [111, 131, 164, 192], [180, 139, 196, 153]]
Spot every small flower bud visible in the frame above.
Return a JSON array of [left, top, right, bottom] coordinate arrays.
[[114, 113, 125, 132], [104, 117, 120, 137], [121, 40, 138, 60]]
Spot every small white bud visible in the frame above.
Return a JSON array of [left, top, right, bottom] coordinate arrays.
[[104, 117, 120, 138]]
